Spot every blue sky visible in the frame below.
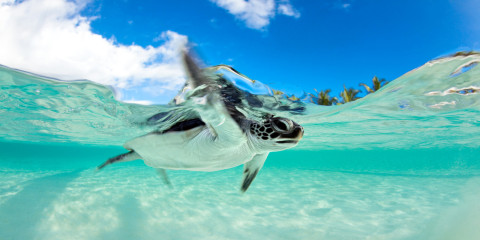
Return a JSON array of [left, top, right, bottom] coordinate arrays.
[[1, 0, 479, 103]]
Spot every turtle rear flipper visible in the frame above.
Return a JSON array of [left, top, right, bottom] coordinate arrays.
[[97, 151, 141, 170], [156, 168, 172, 187]]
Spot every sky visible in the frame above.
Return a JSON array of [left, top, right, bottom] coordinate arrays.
[[0, 0, 479, 104]]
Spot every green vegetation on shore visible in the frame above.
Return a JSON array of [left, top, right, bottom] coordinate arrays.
[[280, 52, 480, 105], [305, 76, 390, 105], [271, 75, 389, 105]]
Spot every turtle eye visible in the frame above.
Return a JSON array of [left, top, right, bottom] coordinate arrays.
[[271, 118, 293, 133]]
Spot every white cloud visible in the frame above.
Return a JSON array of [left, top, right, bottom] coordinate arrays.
[[0, 0, 188, 103], [277, 2, 300, 18], [210, 0, 300, 30], [122, 99, 155, 105]]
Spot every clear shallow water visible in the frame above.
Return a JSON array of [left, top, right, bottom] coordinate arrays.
[[1, 53, 480, 239]]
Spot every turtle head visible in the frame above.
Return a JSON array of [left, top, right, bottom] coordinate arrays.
[[247, 116, 304, 152]]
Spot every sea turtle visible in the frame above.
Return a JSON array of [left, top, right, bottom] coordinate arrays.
[[97, 52, 304, 192]]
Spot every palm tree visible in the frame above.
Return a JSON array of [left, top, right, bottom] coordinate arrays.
[[309, 89, 338, 106], [359, 76, 389, 93], [339, 85, 361, 103], [287, 94, 300, 101], [272, 89, 284, 95]]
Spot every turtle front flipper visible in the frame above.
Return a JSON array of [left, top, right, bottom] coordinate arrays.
[[182, 50, 211, 89], [182, 51, 245, 146], [97, 150, 141, 170], [241, 153, 268, 192]]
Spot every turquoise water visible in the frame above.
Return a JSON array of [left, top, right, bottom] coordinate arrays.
[[1, 53, 480, 239]]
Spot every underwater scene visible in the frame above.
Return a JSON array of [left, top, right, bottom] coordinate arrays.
[[1, 53, 480, 240]]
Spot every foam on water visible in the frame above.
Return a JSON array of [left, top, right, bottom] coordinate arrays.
[[1, 53, 480, 239]]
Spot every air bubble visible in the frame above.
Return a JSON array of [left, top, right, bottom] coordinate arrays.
[[426, 86, 480, 96], [451, 61, 478, 77]]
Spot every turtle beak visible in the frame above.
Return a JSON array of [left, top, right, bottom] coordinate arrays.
[[276, 125, 304, 144], [297, 126, 304, 140]]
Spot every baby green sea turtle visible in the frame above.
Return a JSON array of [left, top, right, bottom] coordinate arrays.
[[98, 52, 304, 192]]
